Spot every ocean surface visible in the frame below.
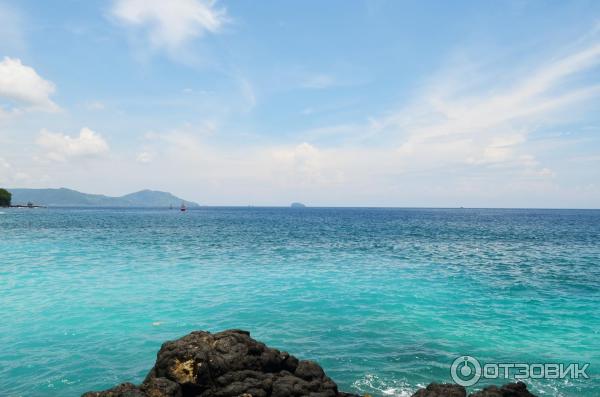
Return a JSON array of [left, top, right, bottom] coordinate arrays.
[[0, 207, 598, 396]]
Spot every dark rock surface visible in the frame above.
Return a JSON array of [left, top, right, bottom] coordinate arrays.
[[83, 329, 358, 397], [469, 381, 537, 397], [410, 381, 536, 397], [411, 383, 466, 397], [83, 329, 538, 397]]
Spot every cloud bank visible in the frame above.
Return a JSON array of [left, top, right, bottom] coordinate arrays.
[[106, 40, 600, 206], [36, 128, 110, 162]]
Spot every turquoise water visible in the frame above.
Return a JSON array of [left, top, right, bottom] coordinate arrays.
[[0, 207, 598, 396]]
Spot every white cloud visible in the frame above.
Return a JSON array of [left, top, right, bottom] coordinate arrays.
[[0, 57, 59, 114], [325, 41, 600, 177], [5, 32, 600, 207], [111, 0, 227, 51], [271, 143, 327, 185], [36, 127, 110, 162]]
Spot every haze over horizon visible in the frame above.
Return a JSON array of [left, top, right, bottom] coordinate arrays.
[[1, 0, 600, 208]]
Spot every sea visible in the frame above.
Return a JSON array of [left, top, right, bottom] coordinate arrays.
[[0, 207, 598, 396]]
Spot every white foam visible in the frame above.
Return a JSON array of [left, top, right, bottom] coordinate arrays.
[[352, 374, 416, 397]]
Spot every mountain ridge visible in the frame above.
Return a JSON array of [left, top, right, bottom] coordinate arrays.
[[7, 188, 200, 207]]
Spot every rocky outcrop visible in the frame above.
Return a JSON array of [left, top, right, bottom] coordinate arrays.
[[83, 329, 538, 397], [470, 381, 537, 397], [411, 383, 467, 397], [83, 329, 358, 397], [410, 381, 537, 397]]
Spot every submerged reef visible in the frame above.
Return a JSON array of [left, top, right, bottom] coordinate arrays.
[[83, 329, 537, 397]]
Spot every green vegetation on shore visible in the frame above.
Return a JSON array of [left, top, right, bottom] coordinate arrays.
[[0, 188, 11, 207]]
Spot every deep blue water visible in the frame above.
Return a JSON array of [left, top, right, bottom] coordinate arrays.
[[0, 207, 598, 396]]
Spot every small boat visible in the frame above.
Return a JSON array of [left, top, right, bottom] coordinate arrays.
[[180, 202, 187, 212]]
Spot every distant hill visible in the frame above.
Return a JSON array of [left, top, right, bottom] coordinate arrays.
[[8, 188, 200, 208]]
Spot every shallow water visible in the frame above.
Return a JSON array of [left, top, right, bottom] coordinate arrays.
[[1, 207, 598, 396]]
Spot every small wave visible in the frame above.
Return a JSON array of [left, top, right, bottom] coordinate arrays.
[[352, 374, 420, 397]]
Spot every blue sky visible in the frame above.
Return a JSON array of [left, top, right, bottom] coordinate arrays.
[[1, 0, 599, 207]]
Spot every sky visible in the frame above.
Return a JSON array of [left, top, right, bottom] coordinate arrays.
[[1, 0, 599, 207]]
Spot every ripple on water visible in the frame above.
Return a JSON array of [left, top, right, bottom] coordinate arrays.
[[0, 208, 599, 396]]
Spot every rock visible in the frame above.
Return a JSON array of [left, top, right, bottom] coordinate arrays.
[[83, 329, 538, 397], [469, 382, 536, 397], [83, 329, 359, 397], [411, 383, 466, 397], [141, 378, 183, 397], [290, 202, 306, 208], [82, 382, 146, 397], [410, 381, 537, 397]]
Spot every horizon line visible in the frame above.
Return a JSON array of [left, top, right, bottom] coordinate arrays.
[[6, 205, 599, 211]]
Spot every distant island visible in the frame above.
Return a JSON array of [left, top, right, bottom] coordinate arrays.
[[290, 202, 306, 208], [7, 188, 200, 208]]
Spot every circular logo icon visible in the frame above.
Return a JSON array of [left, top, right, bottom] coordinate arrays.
[[451, 355, 482, 386]]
